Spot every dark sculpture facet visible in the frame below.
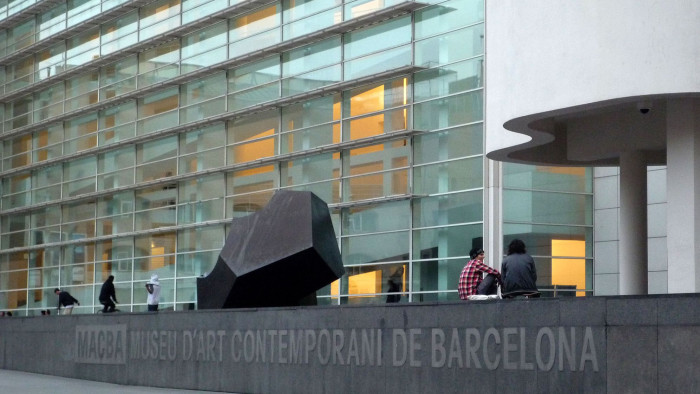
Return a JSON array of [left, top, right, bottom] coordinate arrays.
[[197, 190, 345, 309]]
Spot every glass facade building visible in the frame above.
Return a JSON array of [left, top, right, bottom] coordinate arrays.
[[0, 0, 592, 315]]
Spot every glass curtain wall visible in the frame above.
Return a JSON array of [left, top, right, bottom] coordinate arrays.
[[0, 0, 592, 315], [502, 164, 594, 296]]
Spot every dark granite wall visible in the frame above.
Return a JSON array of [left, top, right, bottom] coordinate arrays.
[[1, 295, 699, 393]]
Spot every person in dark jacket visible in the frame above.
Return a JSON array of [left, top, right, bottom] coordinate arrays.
[[99, 275, 118, 313], [55, 288, 80, 315], [501, 239, 539, 298], [386, 266, 404, 303]]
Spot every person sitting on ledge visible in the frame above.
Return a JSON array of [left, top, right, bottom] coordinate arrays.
[[458, 248, 502, 300], [501, 239, 540, 298]]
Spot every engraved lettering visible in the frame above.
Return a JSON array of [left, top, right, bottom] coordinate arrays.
[[447, 328, 463, 368], [278, 330, 288, 364], [305, 330, 317, 364], [317, 329, 331, 365], [483, 328, 500, 370], [289, 330, 303, 364], [502, 327, 518, 370], [332, 330, 345, 365], [392, 329, 407, 366], [558, 327, 575, 371], [346, 329, 359, 366], [409, 329, 422, 367], [465, 328, 481, 369], [519, 328, 533, 370], [231, 330, 242, 362], [183, 330, 193, 361], [536, 327, 555, 371], [431, 329, 446, 368], [243, 330, 255, 363], [580, 327, 598, 372]]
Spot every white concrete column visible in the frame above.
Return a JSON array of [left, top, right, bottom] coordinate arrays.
[[666, 99, 700, 293], [485, 159, 502, 269], [618, 150, 648, 294]]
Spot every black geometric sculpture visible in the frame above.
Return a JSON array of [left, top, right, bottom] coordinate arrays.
[[197, 190, 345, 309]]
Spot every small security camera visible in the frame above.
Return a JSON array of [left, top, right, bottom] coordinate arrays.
[[637, 101, 652, 114]]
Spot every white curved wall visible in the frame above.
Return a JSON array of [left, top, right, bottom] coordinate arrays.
[[485, 0, 700, 164]]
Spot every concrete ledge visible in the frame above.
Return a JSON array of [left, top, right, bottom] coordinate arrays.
[[1, 294, 700, 393]]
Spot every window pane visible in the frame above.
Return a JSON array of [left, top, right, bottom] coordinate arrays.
[[33, 125, 64, 163], [138, 41, 180, 87], [60, 262, 95, 286], [64, 156, 96, 181], [344, 141, 409, 201], [97, 213, 134, 236], [180, 73, 226, 107], [342, 231, 409, 265], [177, 225, 223, 253], [282, 37, 340, 77], [342, 262, 407, 304], [412, 258, 466, 294], [344, 16, 410, 60], [177, 177, 224, 223], [282, 65, 340, 97], [64, 113, 98, 154], [137, 136, 177, 166], [342, 200, 410, 236], [227, 111, 278, 165], [414, 124, 483, 164], [414, 157, 483, 195], [182, 21, 227, 60], [135, 184, 176, 211], [282, 94, 340, 132], [66, 28, 99, 68], [343, 78, 410, 118], [177, 199, 223, 224], [282, 6, 339, 40], [504, 190, 592, 226], [100, 56, 137, 99], [229, 4, 280, 42], [413, 223, 483, 260], [413, 191, 483, 228], [228, 56, 280, 93], [176, 250, 218, 277], [414, 91, 483, 131], [281, 153, 340, 187], [414, 57, 484, 102], [414, 0, 484, 40], [281, 123, 340, 155], [503, 224, 593, 258], [62, 242, 95, 265], [503, 163, 593, 193], [415, 24, 485, 68], [228, 82, 279, 111], [134, 232, 176, 281], [98, 146, 135, 190], [344, 45, 411, 80]]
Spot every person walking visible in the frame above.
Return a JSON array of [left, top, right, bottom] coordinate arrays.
[[54, 288, 80, 315], [99, 275, 118, 313], [145, 274, 161, 311], [501, 239, 539, 298]]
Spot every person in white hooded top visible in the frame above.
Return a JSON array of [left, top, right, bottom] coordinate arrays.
[[145, 274, 161, 311]]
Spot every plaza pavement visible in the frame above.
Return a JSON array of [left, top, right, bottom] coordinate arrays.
[[0, 369, 229, 393]]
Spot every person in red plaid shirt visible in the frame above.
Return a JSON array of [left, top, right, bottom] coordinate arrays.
[[458, 248, 502, 300]]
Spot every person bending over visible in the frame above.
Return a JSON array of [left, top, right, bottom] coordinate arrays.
[[99, 275, 118, 313]]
